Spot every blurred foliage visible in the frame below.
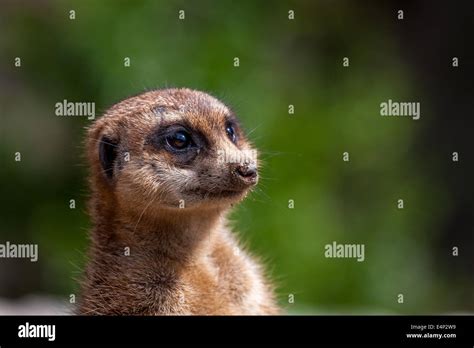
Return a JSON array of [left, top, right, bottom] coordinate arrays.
[[0, 0, 472, 313]]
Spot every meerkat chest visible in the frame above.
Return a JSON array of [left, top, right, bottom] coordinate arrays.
[[174, 247, 266, 314]]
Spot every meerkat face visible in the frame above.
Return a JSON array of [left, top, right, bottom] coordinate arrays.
[[89, 89, 259, 213]]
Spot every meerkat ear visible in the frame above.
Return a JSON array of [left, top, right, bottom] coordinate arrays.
[[99, 135, 118, 179]]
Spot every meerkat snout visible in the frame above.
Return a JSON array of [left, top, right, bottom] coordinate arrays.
[[235, 163, 258, 179], [231, 162, 258, 188]]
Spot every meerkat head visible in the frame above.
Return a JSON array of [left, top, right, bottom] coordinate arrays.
[[87, 88, 258, 216]]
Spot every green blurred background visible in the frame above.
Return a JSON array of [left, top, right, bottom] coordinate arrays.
[[0, 0, 473, 314]]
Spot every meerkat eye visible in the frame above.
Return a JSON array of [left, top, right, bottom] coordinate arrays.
[[166, 130, 192, 150], [225, 122, 236, 143]]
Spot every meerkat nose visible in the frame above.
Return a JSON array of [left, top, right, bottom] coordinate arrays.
[[235, 163, 258, 182]]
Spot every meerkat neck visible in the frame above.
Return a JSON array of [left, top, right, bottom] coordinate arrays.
[[91, 202, 226, 263], [126, 208, 223, 255]]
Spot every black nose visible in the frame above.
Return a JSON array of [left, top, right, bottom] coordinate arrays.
[[236, 164, 257, 179]]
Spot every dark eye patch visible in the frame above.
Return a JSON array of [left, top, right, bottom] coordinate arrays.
[[225, 121, 237, 143], [224, 113, 243, 142], [99, 136, 118, 179], [145, 124, 207, 164], [166, 130, 193, 150]]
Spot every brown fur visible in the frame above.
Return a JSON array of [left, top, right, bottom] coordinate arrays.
[[78, 88, 279, 315]]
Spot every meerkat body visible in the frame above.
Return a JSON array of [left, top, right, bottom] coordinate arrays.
[[79, 88, 278, 315]]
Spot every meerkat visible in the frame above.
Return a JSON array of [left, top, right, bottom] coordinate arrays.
[[78, 88, 279, 315]]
